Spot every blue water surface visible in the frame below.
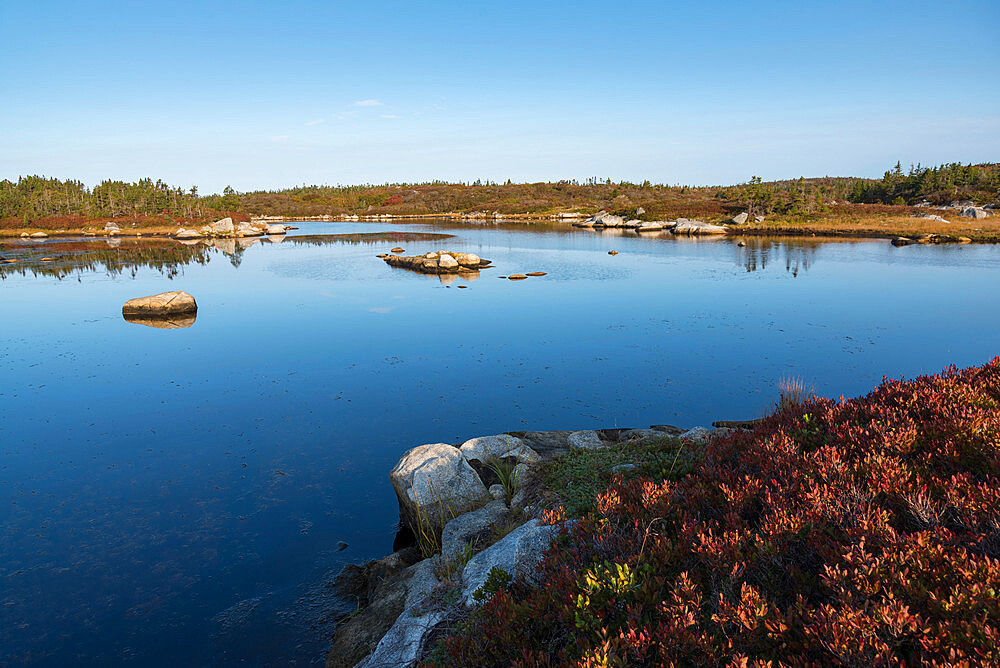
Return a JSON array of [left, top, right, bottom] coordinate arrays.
[[1, 221, 998, 665]]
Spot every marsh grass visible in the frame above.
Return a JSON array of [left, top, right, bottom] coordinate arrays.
[[777, 375, 814, 410], [485, 456, 520, 505], [410, 476, 464, 559]]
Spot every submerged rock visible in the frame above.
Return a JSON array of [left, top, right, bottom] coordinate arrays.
[[122, 291, 198, 317]]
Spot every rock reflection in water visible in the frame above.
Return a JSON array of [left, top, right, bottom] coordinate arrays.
[[123, 312, 198, 329]]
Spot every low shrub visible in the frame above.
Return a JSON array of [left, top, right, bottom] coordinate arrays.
[[425, 358, 1000, 666]]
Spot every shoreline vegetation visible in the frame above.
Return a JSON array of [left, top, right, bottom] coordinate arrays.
[[333, 359, 1000, 667], [2, 162, 998, 241]]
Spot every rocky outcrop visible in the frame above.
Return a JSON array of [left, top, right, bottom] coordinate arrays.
[[672, 219, 728, 235], [104, 222, 121, 234], [573, 211, 625, 228], [383, 251, 491, 275], [236, 221, 264, 237], [440, 500, 508, 560], [893, 234, 972, 246], [121, 291, 197, 317], [174, 228, 201, 239], [912, 213, 950, 223], [266, 224, 288, 235], [30, 232, 48, 238], [460, 519, 558, 604], [208, 217, 235, 235], [730, 212, 749, 224]]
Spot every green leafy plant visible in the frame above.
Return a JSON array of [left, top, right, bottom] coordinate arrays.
[[472, 566, 513, 604]]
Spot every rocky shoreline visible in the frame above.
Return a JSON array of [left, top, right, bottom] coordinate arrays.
[[325, 422, 734, 667]]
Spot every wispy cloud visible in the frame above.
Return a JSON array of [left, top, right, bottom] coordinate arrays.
[[354, 99, 383, 107], [304, 119, 325, 126], [380, 114, 400, 119]]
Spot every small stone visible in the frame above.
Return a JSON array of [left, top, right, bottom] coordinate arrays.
[[457, 285, 468, 289], [525, 272, 547, 277], [608, 250, 618, 255], [489, 484, 505, 500], [391, 247, 405, 253], [508, 274, 527, 280]]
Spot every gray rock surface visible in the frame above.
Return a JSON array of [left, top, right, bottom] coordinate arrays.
[[355, 559, 443, 668], [459, 434, 539, 466], [912, 213, 949, 223], [211, 217, 235, 235], [672, 219, 728, 235], [440, 500, 508, 560], [389, 443, 489, 533], [567, 430, 604, 450], [679, 426, 714, 443], [174, 228, 201, 239], [731, 212, 749, 224], [636, 221, 664, 232], [461, 519, 557, 604], [961, 206, 988, 219], [266, 224, 287, 234]]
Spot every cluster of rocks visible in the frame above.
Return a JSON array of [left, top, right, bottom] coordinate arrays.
[[174, 218, 290, 240], [960, 206, 991, 220], [382, 250, 492, 274], [328, 424, 729, 667], [572, 211, 728, 235]]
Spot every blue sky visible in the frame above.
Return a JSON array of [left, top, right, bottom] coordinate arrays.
[[2, 0, 998, 193]]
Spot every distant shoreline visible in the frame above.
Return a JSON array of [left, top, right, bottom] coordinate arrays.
[[2, 210, 998, 243]]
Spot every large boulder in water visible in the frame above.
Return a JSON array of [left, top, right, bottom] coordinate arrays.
[[389, 443, 489, 533], [122, 291, 198, 317]]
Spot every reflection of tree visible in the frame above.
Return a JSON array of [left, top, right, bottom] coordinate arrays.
[[0, 239, 214, 281], [286, 232, 454, 247], [736, 239, 821, 277]]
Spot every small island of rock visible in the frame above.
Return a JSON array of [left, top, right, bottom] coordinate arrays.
[[383, 250, 492, 274]]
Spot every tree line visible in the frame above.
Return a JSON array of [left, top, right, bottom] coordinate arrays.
[[3, 163, 996, 224]]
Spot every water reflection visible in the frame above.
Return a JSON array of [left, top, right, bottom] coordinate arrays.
[[734, 238, 824, 276], [0, 238, 214, 280], [123, 312, 198, 329]]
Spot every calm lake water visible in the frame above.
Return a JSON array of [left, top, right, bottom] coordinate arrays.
[[2, 221, 999, 665]]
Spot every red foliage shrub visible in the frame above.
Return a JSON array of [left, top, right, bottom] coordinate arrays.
[[426, 359, 1000, 666]]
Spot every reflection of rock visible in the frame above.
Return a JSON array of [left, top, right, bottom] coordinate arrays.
[[214, 239, 237, 254], [104, 222, 121, 233], [106, 238, 122, 248], [123, 313, 197, 329], [438, 273, 458, 286], [122, 290, 198, 316], [265, 234, 286, 243], [236, 237, 258, 249]]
